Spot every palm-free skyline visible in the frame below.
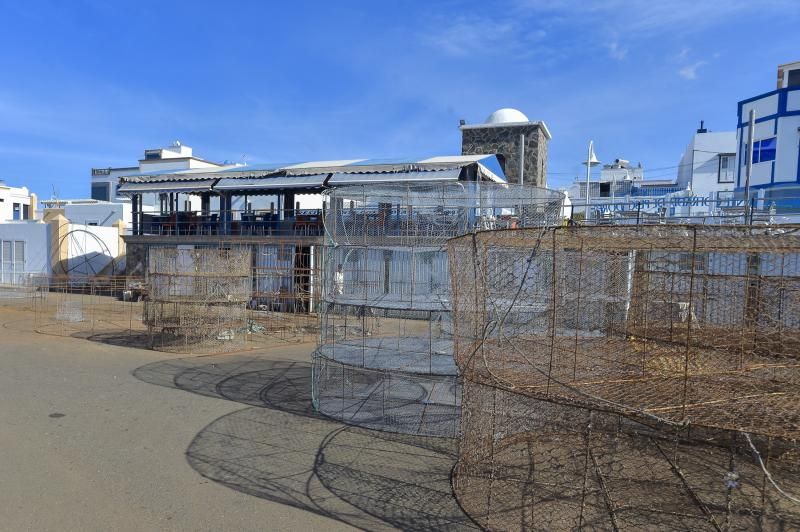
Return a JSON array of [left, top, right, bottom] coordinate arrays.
[[1, 0, 798, 199]]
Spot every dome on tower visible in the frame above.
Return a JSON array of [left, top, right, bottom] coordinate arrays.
[[485, 108, 530, 124]]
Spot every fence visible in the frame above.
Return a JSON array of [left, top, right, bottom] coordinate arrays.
[[312, 182, 564, 437], [448, 225, 800, 530]]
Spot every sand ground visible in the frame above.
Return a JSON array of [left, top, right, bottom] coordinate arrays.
[[0, 304, 473, 531]]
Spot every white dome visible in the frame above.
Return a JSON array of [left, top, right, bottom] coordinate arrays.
[[485, 108, 529, 124]]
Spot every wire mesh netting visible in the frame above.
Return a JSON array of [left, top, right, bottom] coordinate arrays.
[[144, 247, 252, 353], [30, 276, 148, 341], [448, 225, 800, 530], [313, 182, 564, 437]]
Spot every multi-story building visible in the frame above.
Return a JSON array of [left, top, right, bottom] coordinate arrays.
[[117, 155, 514, 310], [735, 61, 800, 204], [0, 181, 37, 221], [568, 158, 648, 204], [676, 122, 737, 201], [90, 141, 236, 212]]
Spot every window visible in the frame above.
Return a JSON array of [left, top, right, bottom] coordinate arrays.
[[91, 182, 111, 201], [788, 68, 800, 88], [22, 204, 29, 219], [1, 241, 10, 283], [599, 182, 611, 198], [12, 203, 20, 220], [718, 155, 735, 183], [746, 137, 778, 165], [14, 241, 24, 276]]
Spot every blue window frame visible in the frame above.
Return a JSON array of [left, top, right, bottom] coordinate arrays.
[[759, 137, 776, 162], [748, 137, 777, 164]]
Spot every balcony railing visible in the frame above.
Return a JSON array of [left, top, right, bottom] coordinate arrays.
[[134, 209, 324, 237]]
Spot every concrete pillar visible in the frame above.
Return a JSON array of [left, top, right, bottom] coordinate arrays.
[[132, 194, 140, 235], [112, 219, 126, 262], [43, 209, 69, 277], [28, 193, 38, 220]]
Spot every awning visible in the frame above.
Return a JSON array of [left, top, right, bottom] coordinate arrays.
[[116, 180, 215, 195], [213, 174, 328, 192], [327, 169, 462, 185]]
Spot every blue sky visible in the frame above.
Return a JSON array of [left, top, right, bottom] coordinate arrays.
[[0, 0, 798, 199]]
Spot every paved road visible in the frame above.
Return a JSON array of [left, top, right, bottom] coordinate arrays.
[[0, 306, 472, 531]]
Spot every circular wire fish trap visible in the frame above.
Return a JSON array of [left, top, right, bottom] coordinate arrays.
[[448, 225, 800, 530], [312, 182, 564, 437], [144, 247, 252, 353]]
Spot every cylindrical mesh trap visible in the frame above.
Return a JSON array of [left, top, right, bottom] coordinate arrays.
[[312, 182, 564, 437], [144, 247, 252, 353], [448, 225, 800, 530]]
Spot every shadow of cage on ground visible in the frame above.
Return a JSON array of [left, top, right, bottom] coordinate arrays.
[[132, 357, 477, 531]]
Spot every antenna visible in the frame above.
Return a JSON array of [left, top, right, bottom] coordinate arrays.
[[51, 184, 61, 207]]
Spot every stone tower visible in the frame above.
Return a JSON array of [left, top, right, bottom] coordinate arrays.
[[460, 108, 551, 187]]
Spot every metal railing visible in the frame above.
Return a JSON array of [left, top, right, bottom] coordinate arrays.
[[133, 209, 325, 237], [566, 196, 800, 226]]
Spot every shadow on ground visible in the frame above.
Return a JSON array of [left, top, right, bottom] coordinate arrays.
[[133, 356, 476, 531]]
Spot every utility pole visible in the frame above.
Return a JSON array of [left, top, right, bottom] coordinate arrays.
[[744, 109, 755, 224], [583, 141, 600, 222]]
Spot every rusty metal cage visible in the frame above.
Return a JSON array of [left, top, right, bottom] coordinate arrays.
[[144, 247, 252, 353], [448, 225, 800, 530], [312, 182, 564, 437]]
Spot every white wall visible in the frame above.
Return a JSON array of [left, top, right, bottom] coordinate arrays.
[[60, 202, 129, 227], [0, 185, 33, 222], [679, 131, 737, 200], [64, 223, 119, 276], [0, 222, 50, 284]]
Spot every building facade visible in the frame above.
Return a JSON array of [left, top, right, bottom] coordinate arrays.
[[40, 199, 132, 228], [676, 125, 737, 201], [460, 108, 551, 187], [90, 142, 235, 212], [0, 181, 36, 222], [735, 61, 800, 203]]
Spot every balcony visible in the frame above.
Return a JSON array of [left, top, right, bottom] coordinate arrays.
[[133, 209, 324, 238]]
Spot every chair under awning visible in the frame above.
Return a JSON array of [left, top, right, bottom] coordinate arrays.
[[117, 180, 216, 195], [213, 174, 328, 193], [327, 168, 462, 186]]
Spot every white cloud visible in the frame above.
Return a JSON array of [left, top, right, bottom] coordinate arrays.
[[607, 41, 628, 61], [515, 0, 794, 34], [423, 15, 547, 59], [678, 61, 708, 80]]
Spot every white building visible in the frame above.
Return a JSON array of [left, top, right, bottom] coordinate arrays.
[[735, 61, 800, 204], [40, 198, 132, 228], [0, 222, 49, 284], [675, 123, 737, 212], [90, 142, 237, 213], [567, 159, 647, 204], [0, 181, 37, 222]]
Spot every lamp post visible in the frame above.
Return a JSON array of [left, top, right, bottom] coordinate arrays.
[[582, 140, 601, 221]]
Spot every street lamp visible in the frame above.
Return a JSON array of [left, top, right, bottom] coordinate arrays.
[[582, 140, 601, 221]]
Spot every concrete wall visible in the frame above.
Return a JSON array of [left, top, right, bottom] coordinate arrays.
[[0, 184, 34, 222], [676, 131, 737, 200], [0, 222, 50, 284], [63, 223, 120, 276], [57, 202, 131, 228], [461, 124, 549, 187]]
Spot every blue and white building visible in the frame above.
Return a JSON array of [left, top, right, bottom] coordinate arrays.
[[735, 60, 800, 205]]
